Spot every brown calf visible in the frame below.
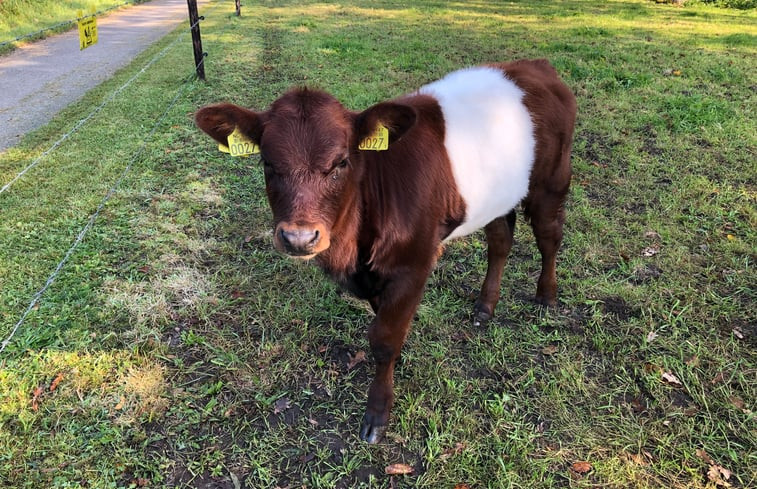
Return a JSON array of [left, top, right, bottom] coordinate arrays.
[[196, 59, 576, 443]]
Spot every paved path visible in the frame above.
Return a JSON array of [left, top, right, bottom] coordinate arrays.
[[0, 0, 210, 152]]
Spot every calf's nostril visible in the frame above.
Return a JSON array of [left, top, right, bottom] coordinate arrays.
[[279, 228, 292, 246]]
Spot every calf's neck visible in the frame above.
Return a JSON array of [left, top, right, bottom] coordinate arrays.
[[196, 59, 577, 443]]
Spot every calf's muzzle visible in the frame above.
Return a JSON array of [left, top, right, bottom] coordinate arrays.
[[275, 223, 330, 257]]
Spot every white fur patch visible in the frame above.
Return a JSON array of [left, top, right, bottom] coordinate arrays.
[[419, 66, 535, 240]]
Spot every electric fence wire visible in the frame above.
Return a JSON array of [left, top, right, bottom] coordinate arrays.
[[0, 12, 206, 197], [0, 71, 204, 356], [0, 1, 219, 355], [0, 1, 135, 49]]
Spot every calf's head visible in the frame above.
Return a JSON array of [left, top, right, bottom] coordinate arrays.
[[196, 89, 416, 259]]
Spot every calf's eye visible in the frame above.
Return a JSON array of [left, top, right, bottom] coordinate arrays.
[[330, 159, 349, 180]]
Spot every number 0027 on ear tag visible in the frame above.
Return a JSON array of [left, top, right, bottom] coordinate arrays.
[[358, 124, 389, 151], [225, 127, 260, 157]]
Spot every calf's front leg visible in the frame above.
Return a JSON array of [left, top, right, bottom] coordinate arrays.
[[360, 269, 429, 444]]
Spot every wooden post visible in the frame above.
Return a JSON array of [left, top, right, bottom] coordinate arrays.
[[186, 0, 206, 80], [235, 0, 241, 16]]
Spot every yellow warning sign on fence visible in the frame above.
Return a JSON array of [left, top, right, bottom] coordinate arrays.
[[77, 10, 98, 50]]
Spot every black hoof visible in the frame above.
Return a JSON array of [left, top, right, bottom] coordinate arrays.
[[360, 413, 387, 444], [472, 303, 493, 327]]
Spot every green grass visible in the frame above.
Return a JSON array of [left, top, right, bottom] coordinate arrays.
[[1, 0, 756, 487], [0, 0, 146, 54]]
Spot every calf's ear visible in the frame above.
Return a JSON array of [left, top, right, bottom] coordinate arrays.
[[354, 102, 416, 146], [195, 103, 264, 146]]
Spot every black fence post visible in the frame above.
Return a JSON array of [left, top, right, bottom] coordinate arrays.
[[235, 0, 241, 16], [187, 0, 206, 80]]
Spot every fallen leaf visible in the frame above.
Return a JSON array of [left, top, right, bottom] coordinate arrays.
[[115, 396, 125, 410], [630, 397, 646, 413], [347, 350, 367, 370], [571, 461, 593, 474], [273, 397, 291, 414], [385, 463, 414, 475], [451, 330, 472, 342], [641, 245, 660, 257], [231, 289, 244, 299], [299, 453, 315, 464], [644, 362, 660, 374], [137, 265, 151, 274], [441, 442, 466, 460], [50, 373, 64, 392], [708, 464, 732, 487], [732, 327, 744, 339], [628, 452, 649, 466], [661, 371, 683, 387], [696, 448, 714, 464], [308, 417, 319, 426], [644, 230, 661, 240], [31, 386, 43, 411], [541, 344, 558, 355], [728, 396, 750, 414], [729, 396, 744, 410], [711, 372, 726, 385]]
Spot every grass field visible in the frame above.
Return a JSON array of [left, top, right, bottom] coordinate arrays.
[[1, 0, 755, 487]]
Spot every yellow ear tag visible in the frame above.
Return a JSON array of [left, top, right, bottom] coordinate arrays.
[[358, 124, 389, 151], [225, 127, 260, 157]]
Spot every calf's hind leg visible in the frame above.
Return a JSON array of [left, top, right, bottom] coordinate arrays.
[[525, 190, 567, 307], [473, 211, 516, 326]]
